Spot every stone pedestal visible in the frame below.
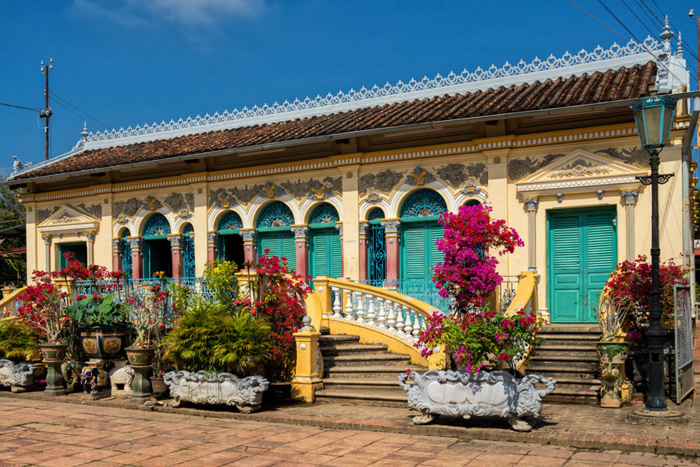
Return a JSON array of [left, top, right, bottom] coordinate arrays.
[[130, 365, 152, 402], [44, 361, 66, 396]]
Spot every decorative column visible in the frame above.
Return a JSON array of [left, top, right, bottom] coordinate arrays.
[[241, 229, 257, 264], [292, 225, 309, 281], [523, 197, 539, 272], [85, 232, 96, 266], [207, 231, 218, 263], [358, 222, 369, 281], [129, 237, 143, 280], [291, 316, 323, 402], [168, 234, 184, 278], [112, 237, 122, 272], [335, 222, 344, 278], [621, 190, 639, 261], [41, 235, 52, 273], [381, 219, 401, 284]]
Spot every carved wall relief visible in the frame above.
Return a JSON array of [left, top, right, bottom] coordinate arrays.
[[75, 203, 102, 219], [596, 147, 647, 167], [37, 207, 59, 223], [143, 196, 162, 211], [163, 193, 190, 213], [406, 167, 435, 186], [360, 170, 404, 195], [113, 198, 141, 218], [210, 188, 236, 208], [280, 177, 342, 200], [435, 163, 488, 188], [229, 185, 263, 204], [548, 159, 611, 179], [508, 154, 563, 181]]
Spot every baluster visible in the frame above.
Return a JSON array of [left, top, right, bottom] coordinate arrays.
[[403, 309, 413, 335], [395, 304, 405, 334], [412, 314, 421, 341], [332, 287, 342, 318], [356, 291, 365, 323], [365, 294, 376, 326], [377, 297, 387, 329], [386, 301, 396, 331], [344, 289, 354, 320]]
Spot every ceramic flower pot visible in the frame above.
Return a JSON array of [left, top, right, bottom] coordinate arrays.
[[150, 377, 167, 397], [80, 327, 130, 360], [39, 343, 68, 363], [596, 341, 629, 408], [39, 344, 68, 396], [125, 347, 155, 402], [125, 347, 155, 367]]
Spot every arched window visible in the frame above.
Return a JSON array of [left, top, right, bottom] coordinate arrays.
[[142, 213, 172, 278], [399, 189, 447, 280], [465, 199, 482, 208], [183, 224, 195, 278], [217, 211, 244, 267], [256, 202, 296, 268], [367, 208, 386, 284], [308, 203, 341, 278], [121, 229, 132, 277]]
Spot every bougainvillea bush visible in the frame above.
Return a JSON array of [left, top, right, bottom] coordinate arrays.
[[603, 255, 687, 337], [417, 204, 537, 372], [417, 309, 542, 372], [241, 251, 308, 382], [16, 270, 68, 344], [433, 204, 523, 312]]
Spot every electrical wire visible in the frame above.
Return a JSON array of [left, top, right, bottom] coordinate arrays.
[[0, 102, 42, 112], [49, 91, 110, 130], [567, 0, 629, 40]]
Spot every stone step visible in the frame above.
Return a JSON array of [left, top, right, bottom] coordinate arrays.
[[528, 360, 599, 372], [530, 354, 598, 363], [326, 364, 424, 377], [535, 347, 598, 358], [318, 334, 360, 344], [315, 388, 409, 407], [539, 324, 601, 334], [323, 353, 411, 367], [322, 378, 403, 390], [320, 343, 388, 355]]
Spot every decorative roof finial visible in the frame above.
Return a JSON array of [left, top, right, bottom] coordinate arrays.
[[660, 16, 673, 42], [81, 122, 89, 140], [677, 31, 683, 58]]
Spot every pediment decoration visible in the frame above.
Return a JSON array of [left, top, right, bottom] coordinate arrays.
[[38, 205, 99, 235], [515, 150, 647, 195]]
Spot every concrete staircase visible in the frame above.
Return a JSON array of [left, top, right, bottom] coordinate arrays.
[[314, 332, 426, 407], [527, 324, 602, 405]]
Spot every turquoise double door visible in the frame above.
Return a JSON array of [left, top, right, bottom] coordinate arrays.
[[548, 207, 617, 323]]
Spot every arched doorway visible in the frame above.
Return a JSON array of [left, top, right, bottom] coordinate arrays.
[[308, 203, 341, 278], [464, 199, 482, 208], [256, 202, 296, 269], [217, 211, 245, 267], [142, 213, 172, 278], [120, 229, 132, 277], [367, 207, 386, 284], [399, 189, 447, 280], [182, 224, 195, 278]]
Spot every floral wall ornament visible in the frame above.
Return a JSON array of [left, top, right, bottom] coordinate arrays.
[[143, 196, 161, 211], [113, 198, 141, 218], [461, 184, 481, 196], [364, 192, 383, 203], [178, 209, 192, 219], [116, 215, 128, 224], [407, 167, 435, 186], [261, 182, 277, 199], [548, 159, 612, 179], [309, 184, 326, 200], [75, 203, 102, 219], [37, 207, 59, 223], [436, 163, 488, 188], [229, 184, 263, 205], [163, 193, 189, 213]]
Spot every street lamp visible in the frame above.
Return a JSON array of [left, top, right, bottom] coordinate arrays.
[[630, 93, 677, 411]]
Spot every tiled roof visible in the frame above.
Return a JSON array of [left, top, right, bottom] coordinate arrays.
[[14, 62, 657, 180]]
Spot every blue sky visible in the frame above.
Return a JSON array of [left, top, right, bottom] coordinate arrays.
[[0, 1, 696, 175]]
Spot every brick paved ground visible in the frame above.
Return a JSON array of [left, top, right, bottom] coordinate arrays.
[[0, 397, 698, 467]]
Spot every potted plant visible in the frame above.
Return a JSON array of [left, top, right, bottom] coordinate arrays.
[[162, 297, 272, 413], [124, 286, 166, 402], [399, 205, 554, 432], [595, 298, 629, 407], [0, 318, 39, 392], [66, 294, 131, 360], [16, 270, 70, 396]]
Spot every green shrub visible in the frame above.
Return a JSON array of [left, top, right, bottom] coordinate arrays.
[[0, 319, 39, 361], [162, 299, 272, 375]]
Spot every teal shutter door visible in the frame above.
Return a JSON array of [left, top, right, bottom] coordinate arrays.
[[259, 231, 296, 270], [402, 225, 427, 279], [549, 208, 616, 323], [550, 213, 582, 322], [310, 228, 341, 278], [282, 233, 296, 270], [428, 223, 444, 272]]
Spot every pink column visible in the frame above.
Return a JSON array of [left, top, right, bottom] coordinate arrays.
[[169, 234, 183, 279], [358, 223, 368, 281], [112, 238, 122, 272], [382, 220, 401, 284], [130, 237, 143, 280], [207, 231, 218, 263], [241, 229, 257, 264], [293, 225, 309, 281]]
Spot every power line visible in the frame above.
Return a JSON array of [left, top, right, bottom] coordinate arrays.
[[566, 0, 628, 40], [0, 102, 42, 112], [49, 91, 110, 130]]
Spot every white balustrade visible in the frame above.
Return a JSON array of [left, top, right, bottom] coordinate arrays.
[[366, 294, 376, 326], [377, 297, 387, 329], [355, 291, 365, 323], [344, 289, 354, 320], [395, 304, 405, 333], [332, 287, 342, 318], [386, 301, 397, 331]]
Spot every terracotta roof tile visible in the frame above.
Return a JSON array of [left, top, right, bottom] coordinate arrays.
[[16, 62, 657, 180]]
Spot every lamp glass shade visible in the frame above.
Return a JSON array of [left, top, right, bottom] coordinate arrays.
[[630, 95, 678, 149]]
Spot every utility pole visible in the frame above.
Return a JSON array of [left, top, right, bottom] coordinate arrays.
[[39, 58, 53, 161]]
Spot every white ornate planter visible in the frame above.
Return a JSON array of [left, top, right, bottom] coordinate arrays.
[[164, 371, 269, 413], [398, 370, 556, 432], [0, 359, 36, 393]]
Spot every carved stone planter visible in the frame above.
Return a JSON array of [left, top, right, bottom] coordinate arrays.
[[164, 371, 269, 413], [398, 370, 556, 432], [597, 342, 629, 408], [0, 359, 36, 392], [40, 344, 67, 396], [125, 347, 155, 402]]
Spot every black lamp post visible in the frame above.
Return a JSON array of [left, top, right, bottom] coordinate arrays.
[[630, 94, 677, 411]]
